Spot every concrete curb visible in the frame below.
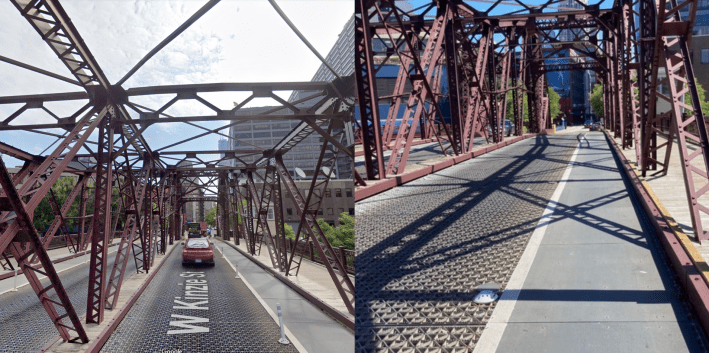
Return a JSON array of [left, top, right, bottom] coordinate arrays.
[[217, 239, 354, 331], [83, 242, 180, 353], [355, 134, 537, 202], [604, 130, 709, 336]]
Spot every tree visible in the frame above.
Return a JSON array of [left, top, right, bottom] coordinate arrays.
[[548, 86, 561, 119], [505, 85, 528, 125], [686, 80, 709, 116], [312, 213, 354, 250], [284, 223, 295, 239], [33, 177, 76, 232], [205, 206, 216, 227], [590, 83, 604, 118]]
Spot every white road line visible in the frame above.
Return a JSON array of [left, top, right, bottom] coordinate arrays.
[[0, 249, 119, 297], [474, 134, 585, 353], [218, 246, 309, 353]]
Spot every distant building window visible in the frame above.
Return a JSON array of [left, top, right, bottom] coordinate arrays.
[[267, 208, 274, 221], [335, 189, 342, 197], [286, 208, 293, 216], [325, 189, 331, 197], [327, 208, 334, 215], [346, 189, 352, 197], [349, 208, 354, 215], [703, 49, 709, 64], [338, 208, 344, 215]]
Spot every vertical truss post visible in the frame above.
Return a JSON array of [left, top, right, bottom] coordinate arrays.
[[105, 164, 148, 310], [460, 26, 491, 152], [228, 173, 239, 245], [0, 156, 88, 343], [158, 172, 167, 254], [526, 26, 544, 133], [246, 166, 282, 271], [86, 107, 115, 324], [640, 0, 660, 174], [275, 155, 354, 314], [272, 170, 288, 270], [512, 30, 525, 137], [244, 171, 258, 255], [444, 18, 464, 151], [218, 171, 230, 241], [141, 170, 154, 272], [355, 0, 385, 180], [487, 36, 500, 143]]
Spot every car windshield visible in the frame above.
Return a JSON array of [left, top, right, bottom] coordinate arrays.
[[186, 239, 209, 248]]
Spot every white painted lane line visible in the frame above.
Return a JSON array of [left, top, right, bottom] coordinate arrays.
[[474, 134, 585, 353], [218, 246, 309, 353]]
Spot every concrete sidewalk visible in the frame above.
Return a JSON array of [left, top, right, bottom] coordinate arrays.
[[610, 133, 709, 261], [213, 238, 354, 353], [478, 131, 707, 352], [214, 236, 354, 320]]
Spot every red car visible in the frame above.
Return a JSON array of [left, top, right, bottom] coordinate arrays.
[[182, 238, 215, 266]]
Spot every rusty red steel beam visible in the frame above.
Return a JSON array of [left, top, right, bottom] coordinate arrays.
[[0, 155, 88, 343], [86, 107, 115, 324], [0, 107, 106, 258], [355, 0, 386, 180], [246, 168, 282, 270], [275, 155, 354, 315], [29, 174, 90, 264], [104, 164, 149, 310], [384, 1, 452, 175]]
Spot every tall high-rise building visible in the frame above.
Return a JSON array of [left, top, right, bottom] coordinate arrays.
[[289, 14, 354, 103], [227, 14, 354, 180], [217, 138, 229, 166]]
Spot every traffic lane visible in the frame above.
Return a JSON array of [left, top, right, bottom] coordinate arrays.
[[495, 131, 708, 352], [0, 248, 136, 352], [354, 134, 581, 350], [101, 242, 299, 353]]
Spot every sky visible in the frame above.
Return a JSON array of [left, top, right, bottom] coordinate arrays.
[[0, 0, 353, 168]]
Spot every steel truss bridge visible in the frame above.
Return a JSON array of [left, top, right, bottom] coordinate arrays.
[[355, 0, 709, 243], [0, 0, 354, 344]]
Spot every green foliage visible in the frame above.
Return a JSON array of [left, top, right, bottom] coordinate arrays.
[[505, 85, 529, 124], [590, 84, 604, 118], [33, 177, 75, 232], [548, 86, 561, 119], [691, 80, 709, 116], [32, 176, 127, 233], [284, 223, 295, 239], [205, 206, 216, 227], [313, 213, 354, 250]]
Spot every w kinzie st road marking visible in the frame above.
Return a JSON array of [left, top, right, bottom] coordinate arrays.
[[168, 271, 209, 335]]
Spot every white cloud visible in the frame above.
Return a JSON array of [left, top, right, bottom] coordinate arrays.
[[0, 0, 352, 165]]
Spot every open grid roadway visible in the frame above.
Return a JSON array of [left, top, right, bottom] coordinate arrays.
[[0, 248, 136, 352], [100, 242, 299, 353], [354, 131, 709, 352]]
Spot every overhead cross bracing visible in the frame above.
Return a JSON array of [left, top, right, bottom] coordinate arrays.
[[355, 0, 709, 243], [0, 0, 355, 344]]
